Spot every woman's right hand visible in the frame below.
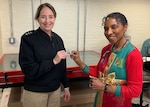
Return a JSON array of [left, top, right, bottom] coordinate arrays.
[[53, 50, 67, 65], [70, 50, 86, 70], [70, 50, 81, 63]]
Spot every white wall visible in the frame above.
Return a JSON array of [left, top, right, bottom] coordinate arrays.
[[0, 0, 150, 56]]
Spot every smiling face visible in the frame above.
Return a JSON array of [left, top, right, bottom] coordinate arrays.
[[37, 6, 56, 35], [104, 17, 127, 45]]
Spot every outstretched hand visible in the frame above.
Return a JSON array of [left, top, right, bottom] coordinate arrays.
[[70, 50, 81, 63]]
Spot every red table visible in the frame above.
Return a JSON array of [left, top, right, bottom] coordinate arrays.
[[0, 51, 100, 88]]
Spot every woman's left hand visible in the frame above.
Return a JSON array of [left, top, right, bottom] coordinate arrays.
[[89, 75, 105, 91], [63, 89, 71, 102]]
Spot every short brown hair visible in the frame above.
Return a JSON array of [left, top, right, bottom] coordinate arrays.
[[35, 3, 57, 20]]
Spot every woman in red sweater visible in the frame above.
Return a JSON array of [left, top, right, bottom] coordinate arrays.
[[70, 12, 143, 107]]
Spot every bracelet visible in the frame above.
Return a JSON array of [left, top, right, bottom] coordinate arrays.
[[104, 84, 109, 92]]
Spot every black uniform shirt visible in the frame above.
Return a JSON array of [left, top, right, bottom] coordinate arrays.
[[19, 28, 68, 92]]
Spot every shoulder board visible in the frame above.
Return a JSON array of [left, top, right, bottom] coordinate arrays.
[[24, 30, 35, 36]]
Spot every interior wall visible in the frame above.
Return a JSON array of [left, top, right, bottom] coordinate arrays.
[[0, 0, 150, 56]]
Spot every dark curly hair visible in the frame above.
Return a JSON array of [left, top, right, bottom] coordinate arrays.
[[102, 12, 128, 26]]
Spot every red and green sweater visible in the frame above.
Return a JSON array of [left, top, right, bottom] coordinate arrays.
[[83, 42, 143, 107]]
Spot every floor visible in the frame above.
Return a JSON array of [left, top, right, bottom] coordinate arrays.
[[0, 78, 150, 107]]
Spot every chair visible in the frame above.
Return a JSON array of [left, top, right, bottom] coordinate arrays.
[[137, 61, 150, 107], [132, 39, 150, 107]]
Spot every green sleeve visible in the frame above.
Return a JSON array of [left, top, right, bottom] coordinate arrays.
[[115, 85, 121, 96], [81, 64, 89, 74]]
